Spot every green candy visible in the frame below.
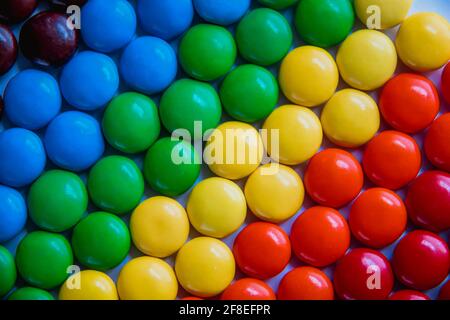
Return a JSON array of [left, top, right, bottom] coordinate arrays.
[[236, 8, 292, 66], [72, 212, 130, 271], [179, 24, 236, 81], [220, 64, 279, 123], [16, 231, 73, 290], [160, 79, 222, 137], [88, 156, 144, 215], [102, 92, 160, 154], [258, 0, 298, 10], [0, 246, 16, 297], [28, 170, 88, 232], [144, 138, 201, 197], [8, 287, 54, 300], [295, 0, 354, 48]]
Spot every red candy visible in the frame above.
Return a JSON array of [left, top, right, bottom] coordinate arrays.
[[439, 280, 450, 300], [181, 296, 203, 301], [393, 230, 450, 290], [363, 131, 421, 190], [333, 248, 394, 300], [0, 0, 37, 24], [0, 24, 17, 75], [380, 73, 440, 133], [277, 267, 334, 300], [389, 290, 430, 301], [221, 278, 276, 300], [405, 171, 450, 232], [442, 62, 450, 105], [304, 148, 364, 208], [290, 206, 350, 267], [233, 222, 291, 280], [349, 188, 407, 248], [424, 113, 450, 172]]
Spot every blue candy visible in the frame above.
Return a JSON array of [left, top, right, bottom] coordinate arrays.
[[44, 111, 105, 172], [60, 51, 119, 111], [0, 185, 27, 243], [137, 0, 194, 40], [120, 36, 177, 95], [0, 128, 46, 188], [81, 0, 136, 53], [4, 69, 61, 130], [193, 0, 251, 25]]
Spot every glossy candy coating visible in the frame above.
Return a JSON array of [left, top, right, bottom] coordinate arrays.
[[304, 149, 364, 208], [131, 197, 189, 258], [0, 0, 37, 24], [221, 278, 275, 300], [0, 246, 16, 297], [28, 170, 87, 233], [193, 0, 250, 26], [0, 24, 17, 75], [59, 270, 118, 300], [16, 231, 73, 289], [87, 156, 144, 215], [45, 111, 105, 172], [279, 46, 338, 107], [233, 222, 291, 279], [424, 113, 450, 172], [236, 8, 292, 66], [354, 0, 413, 30], [389, 290, 430, 301], [0, 185, 26, 243], [4, 69, 61, 130], [442, 63, 450, 104], [258, 0, 297, 10], [175, 237, 235, 298], [8, 287, 54, 300], [439, 280, 450, 300], [321, 89, 380, 148], [102, 93, 160, 154], [72, 212, 130, 270], [143, 138, 200, 197], [393, 230, 450, 290], [263, 105, 322, 165], [187, 177, 246, 238]]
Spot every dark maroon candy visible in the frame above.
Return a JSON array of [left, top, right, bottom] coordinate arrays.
[[0, 24, 18, 75], [0, 0, 38, 25], [48, 0, 87, 9]]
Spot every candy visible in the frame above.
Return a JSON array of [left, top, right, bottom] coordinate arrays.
[[81, 0, 136, 53], [187, 177, 246, 238], [28, 170, 87, 233], [118, 256, 178, 300], [244, 164, 304, 223], [48, 0, 88, 8], [221, 278, 275, 300], [0, 185, 26, 243], [279, 46, 338, 107], [389, 290, 430, 301], [60, 51, 119, 111], [4, 69, 61, 130], [233, 222, 291, 279], [354, 0, 413, 30], [442, 62, 450, 104], [424, 113, 450, 172], [193, 0, 250, 26], [59, 270, 118, 300], [262, 105, 322, 165], [439, 280, 450, 300], [396, 13, 450, 72], [0, 0, 37, 24], [8, 287, 54, 300], [102, 93, 160, 154], [337, 29, 397, 90], [179, 24, 236, 81], [175, 237, 235, 298], [44, 111, 104, 172], [72, 212, 130, 270], [380, 73, 440, 133], [130, 197, 189, 258], [159, 79, 222, 136], [143, 138, 200, 197], [0, 128, 46, 188], [236, 8, 292, 66], [393, 230, 450, 290], [19, 11, 78, 66], [295, 0, 354, 48], [220, 64, 278, 123], [0, 24, 17, 75], [277, 267, 334, 300], [321, 89, 380, 148], [0, 246, 16, 297], [16, 231, 73, 289], [120, 36, 177, 95], [349, 188, 407, 249], [257, 0, 298, 10], [304, 149, 364, 208], [290, 206, 350, 267]]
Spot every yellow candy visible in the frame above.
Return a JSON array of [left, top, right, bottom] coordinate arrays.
[[279, 46, 339, 107], [205, 121, 263, 180], [175, 237, 235, 297], [396, 12, 450, 72], [355, 0, 413, 30], [244, 163, 304, 223], [117, 256, 177, 300], [337, 29, 397, 91], [321, 89, 380, 148], [59, 270, 118, 300], [187, 177, 246, 238], [262, 105, 322, 165], [130, 196, 189, 258]]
